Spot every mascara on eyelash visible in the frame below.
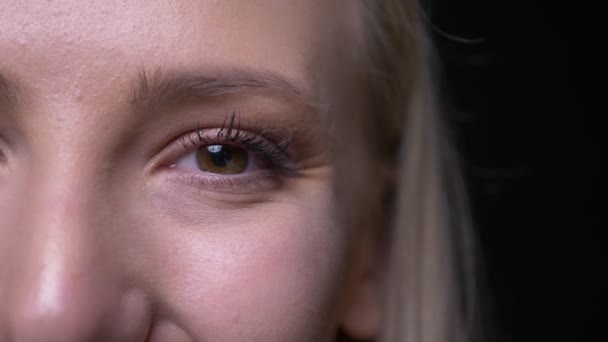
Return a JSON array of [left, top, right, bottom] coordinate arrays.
[[186, 111, 300, 174]]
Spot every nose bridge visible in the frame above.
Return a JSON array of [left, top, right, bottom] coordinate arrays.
[[5, 152, 120, 341]]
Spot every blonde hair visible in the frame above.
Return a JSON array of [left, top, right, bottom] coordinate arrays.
[[334, 1, 481, 341]]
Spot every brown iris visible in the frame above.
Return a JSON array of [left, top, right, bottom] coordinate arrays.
[[196, 144, 249, 174]]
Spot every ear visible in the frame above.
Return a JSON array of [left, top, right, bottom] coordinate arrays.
[[339, 235, 383, 340]]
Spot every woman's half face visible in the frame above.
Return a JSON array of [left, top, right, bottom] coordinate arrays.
[[0, 1, 376, 341]]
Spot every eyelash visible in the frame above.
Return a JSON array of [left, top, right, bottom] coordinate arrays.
[[159, 112, 299, 189]]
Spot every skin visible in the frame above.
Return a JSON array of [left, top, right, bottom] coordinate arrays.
[[0, 1, 379, 341]]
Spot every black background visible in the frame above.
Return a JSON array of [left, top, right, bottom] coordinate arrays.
[[423, 1, 603, 340]]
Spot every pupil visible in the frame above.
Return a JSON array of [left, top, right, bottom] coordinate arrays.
[[207, 145, 231, 167]]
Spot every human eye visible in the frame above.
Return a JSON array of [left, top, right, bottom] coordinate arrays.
[[153, 112, 298, 193]]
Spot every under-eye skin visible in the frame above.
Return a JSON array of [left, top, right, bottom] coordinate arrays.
[[153, 113, 299, 193]]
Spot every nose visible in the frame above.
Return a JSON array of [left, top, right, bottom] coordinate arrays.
[[0, 173, 151, 341]]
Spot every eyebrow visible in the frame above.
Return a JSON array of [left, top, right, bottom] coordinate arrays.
[[130, 68, 321, 114], [0, 71, 19, 106]]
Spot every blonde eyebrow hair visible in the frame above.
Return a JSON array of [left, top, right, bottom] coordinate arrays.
[[130, 67, 321, 114], [0, 71, 19, 106]]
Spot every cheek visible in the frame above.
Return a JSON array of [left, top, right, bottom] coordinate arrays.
[[126, 179, 346, 341]]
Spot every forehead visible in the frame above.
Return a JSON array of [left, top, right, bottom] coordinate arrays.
[[0, 0, 359, 103]]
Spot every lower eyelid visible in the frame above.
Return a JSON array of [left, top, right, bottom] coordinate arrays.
[[164, 168, 282, 194]]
